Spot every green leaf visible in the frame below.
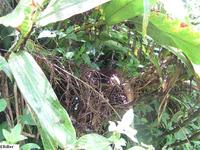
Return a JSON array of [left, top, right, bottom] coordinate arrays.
[[0, 98, 7, 112], [103, 40, 129, 54], [0, 0, 31, 28], [174, 129, 186, 141], [35, 116, 58, 150], [171, 111, 184, 124], [0, 0, 38, 36], [0, 122, 8, 141], [37, 0, 110, 26], [103, 0, 157, 25], [21, 143, 40, 150], [82, 53, 92, 65], [75, 134, 111, 150], [100, 30, 128, 45], [132, 12, 200, 77], [2, 124, 27, 144], [64, 52, 74, 60], [0, 56, 13, 81], [165, 46, 194, 77], [8, 51, 76, 148], [142, 0, 151, 36], [19, 113, 36, 126]]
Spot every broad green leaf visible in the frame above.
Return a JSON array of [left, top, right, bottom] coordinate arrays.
[[0, 0, 32, 28], [8, 51, 76, 148], [38, 125, 58, 150], [0, 98, 7, 112], [132, 13, 200, 77], [103, 0, 157, 25], [0, 0, 36, 34], [37, 0, 110, 26], [0, 0, 46, 36], [2, 124, 27, 144], [21, 143, 40, 150], [75, 134, 111, 150], [33, 112, 58, 150], [0, 56, 13, 81]]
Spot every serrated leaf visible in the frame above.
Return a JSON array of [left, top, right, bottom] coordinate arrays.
[[103, 0, 157, 25], [0, 56, 13, 81], [75, 134, 111, 150], [0, 99, 7, 112], [37, 0, 110, 26], [8, 51, 76, 148]]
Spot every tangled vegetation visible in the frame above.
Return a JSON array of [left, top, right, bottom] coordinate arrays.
[[0, 0, 200, 149]]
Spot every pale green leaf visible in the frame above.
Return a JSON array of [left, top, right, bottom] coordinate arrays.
[[2, 124, 27, 144], [37, 0, 110, 26], [170, 110, 184, 124], [174, 129, 186, 141], [19, 113, 36, 126], [0, 56, 13, 81], [0, 0, 33, 28], [0, 0, 46, 36], [142, 0, 151, 36], [21, 143, 40, 150], [35, 116, 58, 150], [75, 134, 111, 150], [0, 98, 7, 112], [8, 51, 76, 148]]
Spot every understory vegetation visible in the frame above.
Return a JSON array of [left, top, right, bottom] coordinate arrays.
[[0, 0, 200, 149]]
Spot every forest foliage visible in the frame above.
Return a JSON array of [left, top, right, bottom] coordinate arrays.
[[0, 0, 200, 149]]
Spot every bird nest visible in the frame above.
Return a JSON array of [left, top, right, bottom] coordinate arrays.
[[34, 54, 160, 136]]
